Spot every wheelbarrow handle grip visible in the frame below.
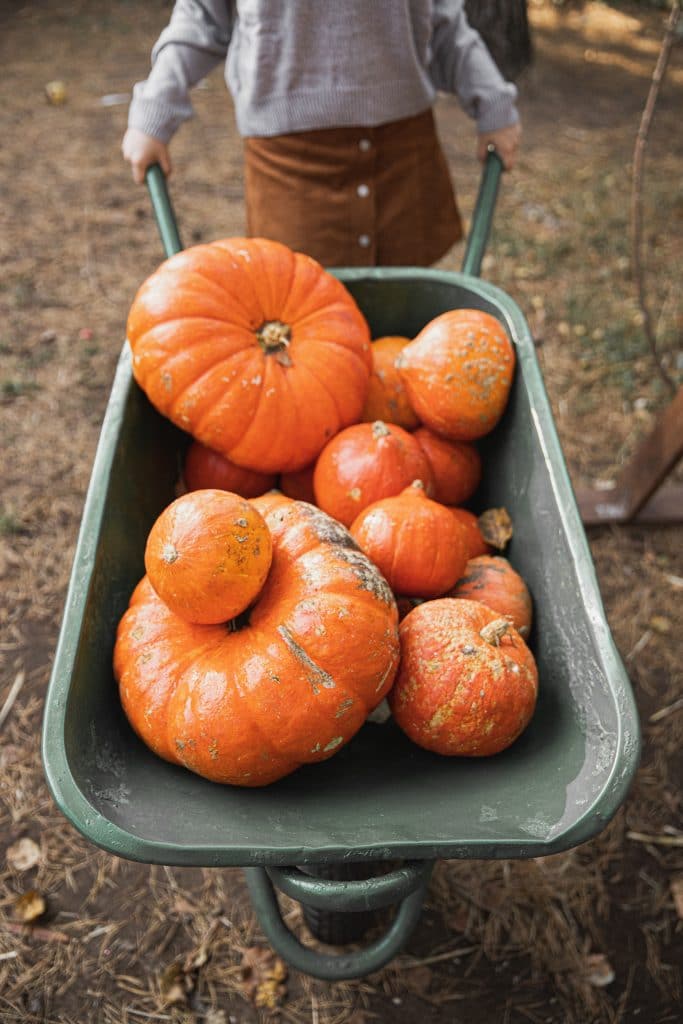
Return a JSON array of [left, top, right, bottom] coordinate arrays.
[[461, 146, 504, 278], [244, 862, 432, 981], [145, 163, 183, 258]]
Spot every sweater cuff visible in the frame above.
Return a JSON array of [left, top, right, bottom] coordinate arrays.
[[127, 92, 192, 144], [475, 89, 519, 135]]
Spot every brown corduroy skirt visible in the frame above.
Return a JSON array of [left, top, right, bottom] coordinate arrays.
[[243, 108, 462, 267]]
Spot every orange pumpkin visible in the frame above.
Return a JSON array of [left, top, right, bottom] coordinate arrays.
[[126, 238, 372, 473], [389, 599, 538, 756], [280, 463, 316, 504], [448, 507, 492, 560], [447, 555, 533, 638], [144, 489, 273, 625], [361, 336, 419, 429], [397, 309, 515, 440], [184, 440, 277, 498], [115, 500, 399, 786], [313, 420, 433, 527], [350, 481, 469, 598], [414, 427, 482, 506]]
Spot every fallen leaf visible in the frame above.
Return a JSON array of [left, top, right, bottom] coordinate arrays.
[[240, 945, 288, 1009], [159, 962, 191, 1008], [15, 890, 46, 923], [478, 507, 513, 550], [649, 615, 671, 635], [404, 964, 432, 995], [583, 952, 615, 987], [7, 837, 41, 872]]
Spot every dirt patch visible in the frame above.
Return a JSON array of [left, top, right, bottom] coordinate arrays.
[[1, 2, 682, 1022]]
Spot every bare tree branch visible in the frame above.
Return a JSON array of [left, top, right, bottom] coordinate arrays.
[[631, 0, 680, 395]]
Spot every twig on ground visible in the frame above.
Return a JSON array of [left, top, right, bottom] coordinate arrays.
[[650, 697, 683, 723], [0, 671, 26, 731]]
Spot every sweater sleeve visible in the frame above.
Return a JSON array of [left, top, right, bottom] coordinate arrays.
[[429, 0, 519, 133], [128, 0, 234, 143]]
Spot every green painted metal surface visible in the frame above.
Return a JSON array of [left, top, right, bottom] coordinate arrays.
[[41, 270, 640, 872]]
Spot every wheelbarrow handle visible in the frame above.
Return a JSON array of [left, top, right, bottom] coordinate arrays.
[[145, 163, 183, 258], [145, 150, 503, 274], [461, 146, 504, 278], [244, 862, 432, 981]]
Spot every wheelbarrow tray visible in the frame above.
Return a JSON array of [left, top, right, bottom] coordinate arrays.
[[42, 268, 640, 869]]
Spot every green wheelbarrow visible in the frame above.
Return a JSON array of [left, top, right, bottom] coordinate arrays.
[[41, 154, 640, 981]]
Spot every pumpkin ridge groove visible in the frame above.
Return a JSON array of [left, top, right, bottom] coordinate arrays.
[[167, 349, 259, 431]]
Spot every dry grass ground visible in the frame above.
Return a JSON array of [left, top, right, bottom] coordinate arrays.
[[1, 2, 681, 1022]]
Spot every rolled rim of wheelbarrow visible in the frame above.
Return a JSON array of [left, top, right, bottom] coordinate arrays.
[[265, 860, 433, 912]]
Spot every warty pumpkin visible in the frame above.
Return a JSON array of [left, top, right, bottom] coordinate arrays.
[[183, 440, 277, 498], [447, 555, 533, 638], [390, 598, 538, 757], [397, 309, 515, 440], [361, 336, 420, 430], [313, 420, 433, 527], [126, 238, 372, 473], [115, 499, 400, 786], [144, 489, 273, 625], [349, 480, 469, 598]]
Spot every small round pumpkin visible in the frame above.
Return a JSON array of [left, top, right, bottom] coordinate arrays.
[[144, 489, 273, 624], [279, 463, 316, 504], [397, 309, 515, 440], [115, 500, 399, 786], [414, 427, 482, 506], [184, 440, 277, 498], [361, 336, 420, 429], [127, 238, 372, 473], [447, 555, 533, 637], [350, 481, 469, 598], [449, 507, 492, 561], [313, 420, 433, 527], [389, 598, 538, 756]]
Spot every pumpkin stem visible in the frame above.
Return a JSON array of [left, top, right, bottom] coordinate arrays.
[[372, 420, 391, 439], [410, 479, 425, 492], [257, 320, 292, 354], [480, 617, 512, 646]]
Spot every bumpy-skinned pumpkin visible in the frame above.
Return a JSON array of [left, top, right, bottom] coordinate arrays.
[[144, 489, 273, 625], [414, 427, 482, 506], [115, 500, 400, 786], [361, 336, 419, 430], [350, 481, 469, 597], [127, 238, 372, 473], [390, 598, 538, 756], [184, 440, 277, 498], [448, 507, 492, 560], [313, 420, 433, 527], [279, 463, 316, 504], [448, 555, 533, 638], [397, 309, 515, 440]]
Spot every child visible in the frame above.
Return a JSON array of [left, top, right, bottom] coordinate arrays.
[[122, 0, 521, 266]]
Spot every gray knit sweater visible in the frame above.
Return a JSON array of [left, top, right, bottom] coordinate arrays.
[[128, 0, 519, 142]]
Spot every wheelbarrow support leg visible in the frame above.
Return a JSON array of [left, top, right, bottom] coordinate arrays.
[[243, 861, 433, 982]]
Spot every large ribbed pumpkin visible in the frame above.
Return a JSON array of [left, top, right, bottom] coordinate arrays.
[[114, 500, 399, 786], [126, 238, 372, 473]]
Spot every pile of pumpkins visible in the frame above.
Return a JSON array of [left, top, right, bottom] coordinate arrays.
[[115, 237, 537, 787]]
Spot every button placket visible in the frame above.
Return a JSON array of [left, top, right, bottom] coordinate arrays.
[[355, 132, 377, 262]]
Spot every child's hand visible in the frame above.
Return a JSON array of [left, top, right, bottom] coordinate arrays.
[[122, 128, 172, 184], [477, 122, 522, 171]]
